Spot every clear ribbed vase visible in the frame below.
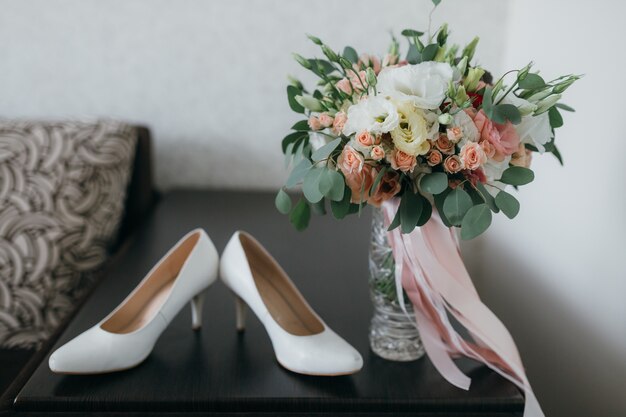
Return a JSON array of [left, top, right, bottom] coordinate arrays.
[[368, 207, 425, 361]]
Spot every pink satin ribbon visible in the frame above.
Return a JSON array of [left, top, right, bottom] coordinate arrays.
[[382, 199, 543, 417]]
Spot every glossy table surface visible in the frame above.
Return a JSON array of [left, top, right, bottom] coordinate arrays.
[[13, 190, 523, 416]]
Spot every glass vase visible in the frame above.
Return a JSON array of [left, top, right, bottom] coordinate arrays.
[[368, 207, 425, 361]]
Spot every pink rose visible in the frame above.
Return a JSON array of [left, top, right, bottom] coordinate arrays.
[[435, 134, 455, 155], [443, 155, 463, 174], [308, 116, 322, 131], [426, 149, 443, 166], [447, 127, 463, 143], [349, 70, 368, 91], [337, 145, 364, 174], [318, 113, 334, 128], [370, 145, 385, 160], [390, 149, 417, 173], [344, 163, 374, 204], [459, 142, 487, 170], [336, 78, 353, 95], [480, 139, 496, 159], [368, 170, 401, 207], [332, 111, 347, 135], [467, 109, 520, 161], [356, 131, 375, 147]]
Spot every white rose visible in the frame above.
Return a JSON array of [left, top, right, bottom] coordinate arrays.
[[377, 62, 455, 110], [483, 155, 512, 196], [499, 93, 553, 153], [453, 110, 480, 147], [342, 96, 399, 136], [516, 112, 553, 153]]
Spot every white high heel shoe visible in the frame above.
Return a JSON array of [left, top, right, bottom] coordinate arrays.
[[48, 229, 219, 374], [220, 231, 363, 376]]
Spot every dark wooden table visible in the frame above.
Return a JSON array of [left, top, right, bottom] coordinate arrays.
[[10, 190, 523, 416]]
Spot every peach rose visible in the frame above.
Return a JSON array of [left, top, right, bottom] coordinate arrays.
[[460, 142, 487, 170], [435, 134, 455, 155], [510, 144, 533, 168], [446, 126, 463, 143], [344, 163, 374, 204], [426, 149, 443, 166], [370, 145, 385, 161], [368, 170, 401, 207], [479, 139, 496, 159], [390, 149, 417, 173], [467, 109, 520, 161], [356, 131, 375, 147], [308, 116, 322, 131], [332, 111, 347, 135], [443, 155, 463, 174], [318, 113, 334, 128], [337, 145, 364, 174], [336, 78, 353, 95]]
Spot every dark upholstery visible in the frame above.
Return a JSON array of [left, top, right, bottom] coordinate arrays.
[[0, 125, 156, 409]]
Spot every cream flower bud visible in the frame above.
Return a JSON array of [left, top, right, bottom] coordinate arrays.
[[464, 67, 485, 92], [295, 95, 324, 112], [438, 113, 453, 125], [534, 94, 562, 115]]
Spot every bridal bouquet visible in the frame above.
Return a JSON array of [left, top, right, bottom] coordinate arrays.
[[276, 23, 578, 239]]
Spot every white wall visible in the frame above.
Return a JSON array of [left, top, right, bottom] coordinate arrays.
[[466, 1, 626, 416], [2, 1, 625, 416], [0, 0, 508, 189]]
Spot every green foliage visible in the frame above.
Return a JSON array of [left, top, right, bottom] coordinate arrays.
[[475, 182, 499, 213], [555, 102, 575, 112], [432, 0, 442, 5], [421, 43, 439, 62], [499, 166, 535, 186], [302, 167, 326, 203], [401, 29, 424, 37], [281, 131, 307, 154], [518, 73, 546, 90], [460, 204, 492, 240], [399, 189, 424, 233], [287, 86, 305, 114], [443, 187, 473, 226], [330, 186, 352, 219], [275, 189, 292, 214], [548, 106, 564, 128], [289, 199, 311, 231], [420, 172, 448, 194], [495, 191, 520, 219], [319, 169, 345, 202], [286, 158, 311, 188], [342, 46, 359, 63], [311, 138, 341, 162], [291, 120, 310, 131], [482, 87, 522, 124]]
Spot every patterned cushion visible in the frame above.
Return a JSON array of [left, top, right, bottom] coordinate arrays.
[[0, 120, 137, 348]]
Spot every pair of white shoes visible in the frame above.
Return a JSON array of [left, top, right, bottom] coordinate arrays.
[[48, 230, 363, 376]]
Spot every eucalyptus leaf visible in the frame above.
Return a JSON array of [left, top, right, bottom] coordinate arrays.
[[475, 182, 499, 213], [460, 204, 492, 240], [311, 138, 341, 162], [286, 158, 312, 188], [518, 73, 546, 90], [342, 46, 359, 64], [420, 172, 448, 194], [291, 120, 310, 131], [548, 106, 563, 128], [330, 186, 352, 219], [499, 166, 534, 186], [287, 85, 305, 114], [495, 191, 520, 219], [281, 131, 307, 153], [493, 104, 522, 124], [555, 102, 575, 112], [308, 59, 336, 76], [319, 169, 345, 202], [302, 167, 326, 203], [310, 199, 326, 215], [432, 0, 442, 5], [443, 187, 473, 226], [400, 190, 424, 233], [433, 188, 453, 227], [406, 44, 421, 64], [289, 199, 311, 231], [275, 189, 292, 215], [421, 43, 439, 62], [416, 195, 433, 227], [387, 206, 402, 231]]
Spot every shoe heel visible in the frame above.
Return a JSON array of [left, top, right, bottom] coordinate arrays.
[[234, 294, 247, 332], [191, 292, 205, 330]]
